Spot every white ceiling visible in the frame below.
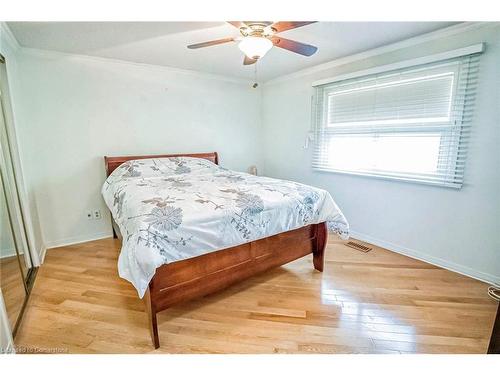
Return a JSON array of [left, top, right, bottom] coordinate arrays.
[[8, 22, 458, 81]]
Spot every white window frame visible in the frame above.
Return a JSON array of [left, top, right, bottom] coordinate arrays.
[[311, 44, 484, 189]]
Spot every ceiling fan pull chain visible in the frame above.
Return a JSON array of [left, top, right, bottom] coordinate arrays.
[[253, 63, 259, 88]]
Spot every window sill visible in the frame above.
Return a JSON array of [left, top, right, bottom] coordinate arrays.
[[312, 167, 462, 189]]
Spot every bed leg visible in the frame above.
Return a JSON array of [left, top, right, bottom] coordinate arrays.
[[313, 222, 328, 272], [144, 288, 160, 349], [111, 218, 118, 239]]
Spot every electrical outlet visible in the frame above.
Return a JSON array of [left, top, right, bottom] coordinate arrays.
[[86, 210, 93, 220], [93, 209, 102, 220]]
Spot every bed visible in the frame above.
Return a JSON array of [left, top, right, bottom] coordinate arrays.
[[102, 152, 349, 348]]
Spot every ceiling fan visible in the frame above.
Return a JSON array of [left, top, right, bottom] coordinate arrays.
[[187, 21, 318, 65]]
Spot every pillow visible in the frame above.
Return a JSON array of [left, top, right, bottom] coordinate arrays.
[[111, 156, 218, 179]]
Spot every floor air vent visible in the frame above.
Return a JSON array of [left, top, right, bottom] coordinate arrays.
[[345, 241, 372, 253]]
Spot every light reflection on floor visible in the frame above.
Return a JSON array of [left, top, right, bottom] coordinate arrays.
[[320, 272, 418, 351]]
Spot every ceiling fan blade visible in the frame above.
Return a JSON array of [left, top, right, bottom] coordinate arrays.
[[270, 21, 317, 33], [243, 56, 257, 65], [187, 37, 234, 49], [271, 36, 318, 56]]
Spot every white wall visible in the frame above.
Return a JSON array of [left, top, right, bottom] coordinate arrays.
[[13, 49, 263, 248], [261, 23, 500, 284]]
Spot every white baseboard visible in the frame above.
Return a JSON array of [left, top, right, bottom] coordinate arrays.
[[43, 231, 113, 252], [350, 230, 500, 285]]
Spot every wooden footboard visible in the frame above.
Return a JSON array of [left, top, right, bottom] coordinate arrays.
[[145, 222, 328, 349]]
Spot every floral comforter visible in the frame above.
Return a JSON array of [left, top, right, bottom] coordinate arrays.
[[102, 157, 349, 297]]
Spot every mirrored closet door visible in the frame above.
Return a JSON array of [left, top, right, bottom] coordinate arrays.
[[0, 54, 35, 336], [0, 169, 28, 335]]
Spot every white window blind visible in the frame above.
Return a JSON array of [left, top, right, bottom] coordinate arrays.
[[312, 51, 481, 188]]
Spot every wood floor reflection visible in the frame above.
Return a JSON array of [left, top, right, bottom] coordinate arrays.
[[14, 237, 498, 353], [1, 255, 26, 330]]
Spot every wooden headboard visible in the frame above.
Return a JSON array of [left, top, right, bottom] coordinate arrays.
[[104, 152, 219, 177]]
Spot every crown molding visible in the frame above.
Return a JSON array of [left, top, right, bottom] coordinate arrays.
[[0, 22, 21, 51], [264, 22, 494, 85], [19, 47, 253, 86]]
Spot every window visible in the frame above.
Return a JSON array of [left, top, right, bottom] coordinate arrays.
[[312, 49, 481, 188]]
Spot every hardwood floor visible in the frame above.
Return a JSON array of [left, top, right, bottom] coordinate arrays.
[[14, 237, 498, 354]]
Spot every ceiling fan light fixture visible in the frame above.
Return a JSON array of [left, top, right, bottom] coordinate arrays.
[[238, 36, 273, 60]]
